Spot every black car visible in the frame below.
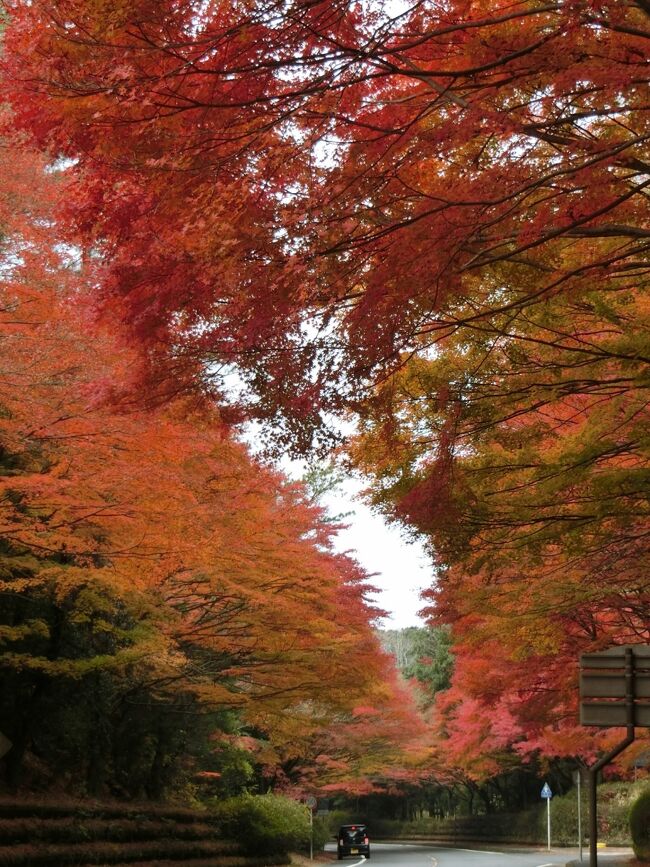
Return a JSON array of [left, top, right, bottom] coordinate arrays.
[[337, 824, 370, 859]]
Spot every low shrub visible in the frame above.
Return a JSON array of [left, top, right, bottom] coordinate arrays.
[[630, 787, 650, 862], [550, 780, 648, 847], [311, 816, 330, 853], [548, 789, 587, 846], [211, 795, 311, 856]]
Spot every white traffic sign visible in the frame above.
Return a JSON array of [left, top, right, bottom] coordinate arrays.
[[541, 782, 552, 798]]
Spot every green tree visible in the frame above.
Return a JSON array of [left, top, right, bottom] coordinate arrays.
[[381, 627, 453, 702]]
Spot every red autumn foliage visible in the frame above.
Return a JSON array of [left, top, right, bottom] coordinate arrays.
[[1, 0, 648, 785]]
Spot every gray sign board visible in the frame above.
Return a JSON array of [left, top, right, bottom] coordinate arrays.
[[580, 645, 650, 727]]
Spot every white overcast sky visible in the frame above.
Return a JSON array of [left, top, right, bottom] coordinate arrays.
[[320, 477, 433, 629], [277, 454, 433, 629]]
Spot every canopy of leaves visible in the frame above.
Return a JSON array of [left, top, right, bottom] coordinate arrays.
[[1, 0, 648, 786], [3, 0, 648, 449]]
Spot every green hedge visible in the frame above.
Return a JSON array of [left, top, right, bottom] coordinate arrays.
[[550, 780, 649, 847], [210, 795, 314, 856], [0, 838, 242, 866], [0, 817, 222, 845], [0, 799, 206, 822], [0, 795, 297, 867], [630, 787, 650, 862], [363, 811, 544, 844]]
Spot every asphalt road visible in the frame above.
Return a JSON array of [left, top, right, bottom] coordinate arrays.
[[325, 840, 592, 867]]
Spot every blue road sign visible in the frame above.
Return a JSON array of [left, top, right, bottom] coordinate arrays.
[[541, 782, 552, 799]]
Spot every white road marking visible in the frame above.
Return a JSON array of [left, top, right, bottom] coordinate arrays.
[[438, 847, 503, 855], [536, 863, 554, 867]]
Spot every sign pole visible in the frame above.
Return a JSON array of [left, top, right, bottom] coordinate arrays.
[[305, 795, 317, 860], [579, 646, 650, 865], [577, 770, 583, 863], [541, 782, 552, 851]]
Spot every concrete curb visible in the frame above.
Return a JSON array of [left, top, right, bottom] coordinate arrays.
[[565, 858, 638, 867]]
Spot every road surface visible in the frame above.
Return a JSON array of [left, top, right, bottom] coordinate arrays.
[[325, 840, 625, 867]]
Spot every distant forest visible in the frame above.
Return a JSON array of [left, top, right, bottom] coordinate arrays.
[[380, 627, 453, 703]]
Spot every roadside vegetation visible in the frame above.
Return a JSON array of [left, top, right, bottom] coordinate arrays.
[[328, 781, 650, 849], [630, 788, 650, 861]]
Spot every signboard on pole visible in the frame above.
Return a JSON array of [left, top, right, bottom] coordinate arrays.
[[578, 645, 650, 867], [580, 644, 650, 726]]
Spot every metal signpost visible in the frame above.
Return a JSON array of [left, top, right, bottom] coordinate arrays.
[[574, 769, 584, 862], [579, 645, 650, 867], [305, 795, 317, 860], [541, 782, 552, 850]]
